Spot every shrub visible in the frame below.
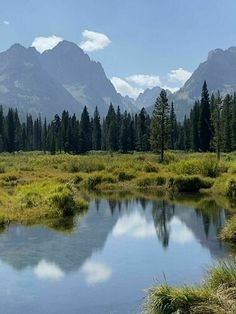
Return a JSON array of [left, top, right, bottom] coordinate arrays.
[[172, 156, 227, 178], [72, 175, 83, 185], [21, 191, 40, 208], [220, 215, 236, 243], [226, 180, 236, 199], [87, 175, 102, 189], [117, 171, 135, 181], [49, 185, 76, 216], [168, 175, 212, 192], [144, 163, 159, 173], [137, 175, 166, 187]]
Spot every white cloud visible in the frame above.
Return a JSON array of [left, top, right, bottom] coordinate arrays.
[[112, 211, 156, 239], [80, 30, 111, 52], [82, 260, 112, 286], [167, 68, 192, 85], [3, 20, 9, 25], [31, 35, 63, 53], [170, 217, 194, 244], [111, 77, 143, 99], [126, 74, 161, 88], [34, 260, 64, 280], [161, 85, 180, 93]]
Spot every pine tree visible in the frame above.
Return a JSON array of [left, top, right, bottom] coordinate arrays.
[[222, 94, 233, 152], [169, 102, 177, 149], [105, 103, 117, 151], [232, 93, 236, 151], [136, 108, 150, 151], [119, 111, 129, 152], [199, 81, 211, 151], [211, 91, 223, 160], [190, 101, 200, 151], [92, 107, 101, 150], [150, 90, 170, 161], [79, 106, 91, 153], [6, 108, 15, 153]]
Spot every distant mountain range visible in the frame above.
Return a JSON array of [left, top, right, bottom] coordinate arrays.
[[0, 41, 236, 119], [144, 46, 236, 119], [0, 40, 136, 117]]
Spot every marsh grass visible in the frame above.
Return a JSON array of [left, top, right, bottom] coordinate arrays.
[[143, 261, 236, 314], [0, 151, 234, 230]]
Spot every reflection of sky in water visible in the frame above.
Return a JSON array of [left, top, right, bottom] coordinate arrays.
[[34, 260, 64, 280], [0, 197, 231, 314], [82, 260, 112, 286]]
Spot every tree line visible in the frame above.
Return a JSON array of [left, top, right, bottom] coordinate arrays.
[[0, 81, 235, 159]]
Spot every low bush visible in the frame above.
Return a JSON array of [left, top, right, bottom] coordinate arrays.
[[49, 184, 76, 216], [144, 163, 159, 173], [137, 174, 166, 187], [87, 175, 102, 189], [117, 171, 135, 181], [168, 175, 212, 192], [226, 179, 236, 199], [220, 215, 236, 243]]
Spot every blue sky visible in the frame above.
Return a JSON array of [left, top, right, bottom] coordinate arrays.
[[1, 0, 236, 98]]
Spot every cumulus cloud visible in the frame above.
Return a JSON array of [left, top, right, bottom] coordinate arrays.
[[126, 74, 161, 88], [161, 85, 180, 93], [82, 260, 112, 286], [111, 77, 143, 99], [31, 35, 63, 53], [34, 260, 64, 280], [112, 211, 156, 239], [167, 68, 192, 85], [80, 30, 111, 52], [3, 20, 10, 25]]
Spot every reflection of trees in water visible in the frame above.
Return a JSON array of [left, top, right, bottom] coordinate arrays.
[[152, 201, 175, 248], [194, 199, 226, 239]]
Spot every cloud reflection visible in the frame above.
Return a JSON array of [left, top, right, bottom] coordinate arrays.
[[34, 260, 64, 280], [170, 217, 194, 244], [112, 212, 156, 239], [82, 260, 112, 286]]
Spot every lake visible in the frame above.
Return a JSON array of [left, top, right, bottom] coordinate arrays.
[[0, 194, 233, 314]]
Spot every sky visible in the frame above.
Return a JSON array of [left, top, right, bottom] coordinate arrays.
[[1, 0, 236, 99]]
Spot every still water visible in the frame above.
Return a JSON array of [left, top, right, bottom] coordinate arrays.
[[0, 196, 232, 314]]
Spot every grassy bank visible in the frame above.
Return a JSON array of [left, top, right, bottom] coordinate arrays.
[[143, 261, 236, 314], [0, 151, 235, 226]]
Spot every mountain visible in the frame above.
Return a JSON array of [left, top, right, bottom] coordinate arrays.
[[41, 41, 137, 115], [173, 46, 236, 118], [0, 41, 137, 118], [0, 43, 81, 117], [135, 86, 172, 110], [143, 46, 236, 120]]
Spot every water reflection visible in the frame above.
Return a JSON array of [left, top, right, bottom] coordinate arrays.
[[82, 260, 112, 286], [0, 196, 230, 274], [0, 195, 233, 314]]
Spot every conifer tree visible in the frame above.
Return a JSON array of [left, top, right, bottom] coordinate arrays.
[[92, 107, 101, 150], [79, 106, 91, 153], [199, 81, 211, 151], [150, 90, 170, 161]]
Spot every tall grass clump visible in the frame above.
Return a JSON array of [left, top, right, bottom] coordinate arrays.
[[168, 175, 213, 192], [220, 215, 236, 243], [143, 260, 236, 314], [172, 155, 228, 178], [49, 184, 87, 216]]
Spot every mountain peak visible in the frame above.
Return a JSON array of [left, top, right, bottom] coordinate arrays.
[[43, 40, 85, 56]]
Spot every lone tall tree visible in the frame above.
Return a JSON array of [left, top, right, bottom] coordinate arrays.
[[211, 91, 223, 160], [199, 81, 211, 151], [150, 90, 170, 162]]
